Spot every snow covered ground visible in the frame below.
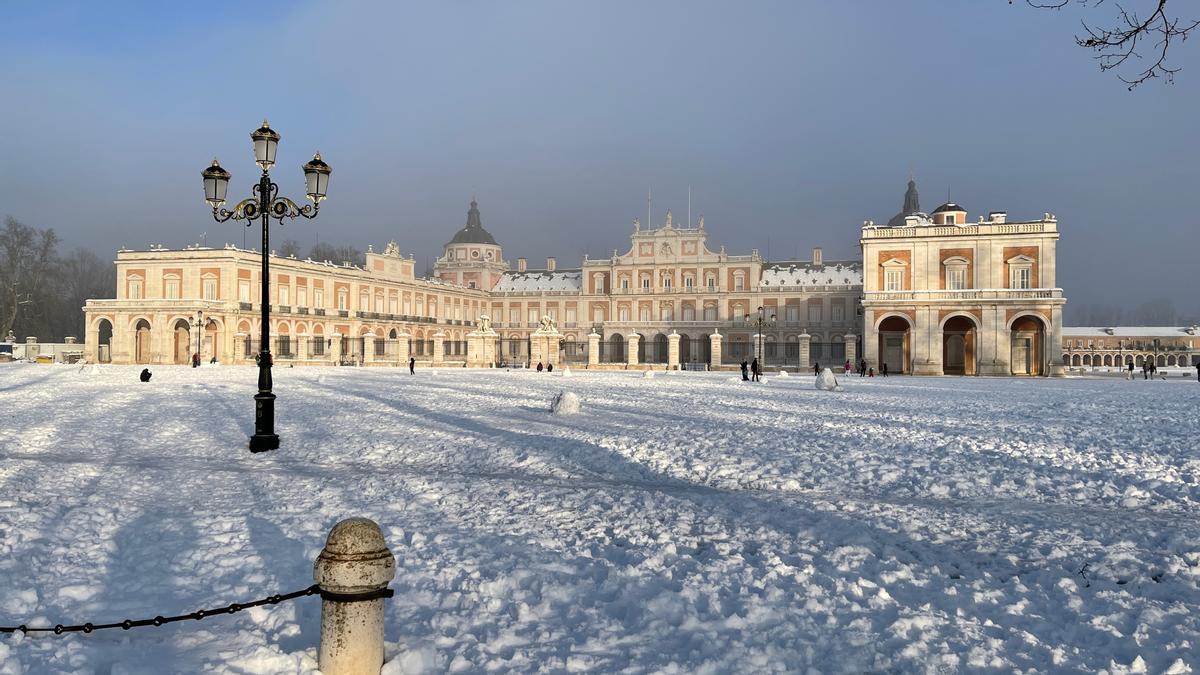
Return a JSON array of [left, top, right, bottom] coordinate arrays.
[[1, 362, 1198, 673]]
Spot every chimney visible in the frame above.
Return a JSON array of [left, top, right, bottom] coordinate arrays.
[[546, 256, 556, 272], [812, 247, 823, 266], [517, 257, 527, 273], [988, 211, 1007, 224]]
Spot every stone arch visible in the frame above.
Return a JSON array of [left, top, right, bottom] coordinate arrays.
[[1157, 354, 1167, 367], [389, 328, 398, 339], [942, 314, 978, 375], [1082, 354, 1092, 366], [1103, 354, 1113, 367], [877, 314, 911, 374], [1135, 354, 1145, 366], [172, 318, 191, 365], [1009, 314, 1046, 375], [238, 319, 252, 333], [95, 318, 113, 363], [134, 318, 152, 364]]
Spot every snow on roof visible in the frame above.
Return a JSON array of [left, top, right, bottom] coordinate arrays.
[[1063, 326, 1200, 337], [493, 270, 582, 293], [760, 261, 863, 288]]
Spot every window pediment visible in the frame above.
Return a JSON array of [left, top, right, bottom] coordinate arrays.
[[942, 256, 969, 267], [881, 258, 909, 268], [1006, 254, 1035, 265]]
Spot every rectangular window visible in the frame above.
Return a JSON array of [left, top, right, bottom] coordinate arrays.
[[808, 304, 822, 323], [278, 286, 289, 305], [684, 276, 694, 288], [947, 268, 966, 290], [885, 269, 904, 291], [129, 279, 143, 299], [239, 280, 251, 303], [528, 308, 539, 324], [734, 276, 744, 291], [565, 308, 577, 324], [946, 214, 956, 225], [641, 278, 650, 289], [298, 287, 308, 307], [203, 279, 217, 301], [165, 279, 180, 299], [1012, 267, 1031, 289], [707, 276, 716, 289], [786, 306, 799, 323], [832, 305, 844, 323], [389, 297, 398, 314], [337, 291, 348, 310], [592, 306, 603, 322], [314, 289, 324, 308], [640, 307, 651, 322]]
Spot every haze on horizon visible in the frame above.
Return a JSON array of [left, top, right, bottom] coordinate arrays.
[[1, 1, 1197, 321]]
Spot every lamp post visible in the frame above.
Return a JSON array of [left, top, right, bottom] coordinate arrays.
[[201, 120, 331, 453], [744, 306, 777, 370], [190, 310, 214, 367]]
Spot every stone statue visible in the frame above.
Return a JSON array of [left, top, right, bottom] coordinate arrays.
[[478, 314, 492, 332], [697, 215, 704, 229], [384, 241, 401, 256], [660, 241, 672, 255], [633, 218, 640, 231], [539, 315, 556, 332], [665, 209, 673, 227]]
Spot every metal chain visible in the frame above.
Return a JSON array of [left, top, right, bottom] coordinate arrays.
[[0, 584, 392, 636]]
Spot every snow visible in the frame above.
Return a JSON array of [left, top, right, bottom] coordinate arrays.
[[2, 362, 1199, 672], [759, 261, 862, 288], [1064, 326, 1199, 338], [549, 391, 581, 415], [815, 367, 842, 392], [493, 271, 582, 293]]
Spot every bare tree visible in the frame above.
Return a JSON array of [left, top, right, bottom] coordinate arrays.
[[1020, 0, 1199, 88], [0, 216, 59, 338], [277, 239, 303, 258]]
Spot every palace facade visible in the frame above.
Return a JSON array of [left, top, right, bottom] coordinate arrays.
[[83, 181, 1073, 375]]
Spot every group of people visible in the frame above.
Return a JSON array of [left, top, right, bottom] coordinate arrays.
[[846, 358, 885, 377], [535, 362, 554, 372], [1127, 360, 1200, 381]]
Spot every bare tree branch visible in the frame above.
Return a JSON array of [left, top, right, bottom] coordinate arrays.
[[1018, 0, 1199, 88]]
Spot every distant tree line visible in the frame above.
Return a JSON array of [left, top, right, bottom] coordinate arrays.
[[1065, 298, 1198, 327], [1, 216, 116, 342], [277, 239, 365, 267]]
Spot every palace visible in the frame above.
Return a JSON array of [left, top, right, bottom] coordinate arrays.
[[82, 181, 1083, 375]]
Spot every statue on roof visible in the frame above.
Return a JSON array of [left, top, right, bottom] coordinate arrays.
[[697, 215, 704, 229], [886, 178, 922, 228], [633, 217, 640, 231], [384, 241, 401, 256], [665, 209, 673, 227]]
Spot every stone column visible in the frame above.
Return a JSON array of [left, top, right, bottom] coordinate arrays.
[[587, 331, 601, 368], [798, 332, 811, 371], [297, 333, 310, 362], [862, 310, 879, 373], [432, 331, 445, 365], [843, 334, 857, 371], [668, 331, 681, 370], [1048, 305, 1066, 377], [709, 331, 722, 370], [314, 517, 395, 675], [235, 333, 247, 362], [626, 333, 640, 368], [331, 332, 343, 366], [362, 335, 376, 365], [25, 336, 38, 361], [913, 307, 942, 375]]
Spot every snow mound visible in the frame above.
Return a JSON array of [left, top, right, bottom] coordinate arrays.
[[550, 391, 581, 415], [816, 367, 844, 392], [777, 370, 789, 377], [560, 367, 573, 377], [429, 370, 438, 377], [642, 370, 655, 379]]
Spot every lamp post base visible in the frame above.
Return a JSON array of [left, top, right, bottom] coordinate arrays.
[[249, 433, 280, 453]]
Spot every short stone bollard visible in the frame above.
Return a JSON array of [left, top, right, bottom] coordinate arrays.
[[314, 517, 396, 675]]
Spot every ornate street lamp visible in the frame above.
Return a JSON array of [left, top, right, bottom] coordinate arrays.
[[744, 306, 777, 373], [189, 310, 214, 367], [201, 120, 331, 453]]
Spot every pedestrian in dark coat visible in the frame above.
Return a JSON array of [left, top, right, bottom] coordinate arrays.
[[751, 357, 761, 382], [547, 363, 554, 373], [860, 359, 867, 377], [139, 368, 152, 382], [192, 353, 200, 368], [536, 362, 544, 372], [882, 362, 889, 377], [1195, 361, 1199, 382], [740, 360, 749, 381], [813, 362, 820, 376], [409, 357, 415, 375]]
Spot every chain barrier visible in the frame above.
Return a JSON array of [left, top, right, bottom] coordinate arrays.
[[1, 584, 393, 636]]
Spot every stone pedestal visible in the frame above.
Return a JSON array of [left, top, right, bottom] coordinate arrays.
[[709, 332, 722, 369], [467, 329, 498, 368], [798, 332, 811, 370], [314, 518, 395, 675], [363, 335, 376, 365], [626, 333, 640, 368], [432, 332, 445, 365], [331, 332, 343, 365], [843, 334, 857, 370], [297, 333, 310, 361], [587, 332, 601, 367], [395, 331, 411, 366], [530, 327, 562, 368], [667, 332, 681, 370]]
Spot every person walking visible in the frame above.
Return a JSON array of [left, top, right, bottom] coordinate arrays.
[[409, 356, 415, 375], [191, 352, 200, 368], [1195, 360, 1199, 382], [813, 362, 820, 376], [881, 362, 889, 377], [547, 363, 553, 373], [139, 368, 152, 382], [860, 359, 867, 377], [751, 357, 761, 382], [536, 361, 544, 372], [1127, 361, 1134, 380], [1142, 361, 1149, 380], [844, 359, 852, 374], [740, 360, 749, 381]]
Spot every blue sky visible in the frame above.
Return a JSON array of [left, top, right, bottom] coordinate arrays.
[[1, 1, 1196, 316]]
